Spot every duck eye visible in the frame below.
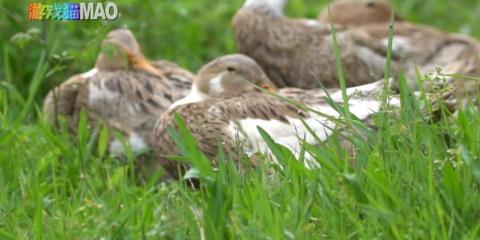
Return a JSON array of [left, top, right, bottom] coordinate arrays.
[[367, 1, 375, 7], [227, 66, 235, 72]]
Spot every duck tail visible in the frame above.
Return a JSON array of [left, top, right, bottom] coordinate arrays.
[[43, 75, 85, 127]]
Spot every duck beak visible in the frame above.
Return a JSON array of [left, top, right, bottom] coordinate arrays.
[[260, 82, 277, 93], [124, 48, 164, 77], [257, 74, 277, 93]]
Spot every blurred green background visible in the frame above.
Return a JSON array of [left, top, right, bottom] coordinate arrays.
[[0, 0, 479, 116]]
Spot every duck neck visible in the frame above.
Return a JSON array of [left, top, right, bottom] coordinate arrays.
[[95, 52, 128, 71], [169, 84, 209, 109], [243, 0, 286, 16]]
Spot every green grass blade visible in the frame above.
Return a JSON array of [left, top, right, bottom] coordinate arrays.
[[327, 6, 349, 115]]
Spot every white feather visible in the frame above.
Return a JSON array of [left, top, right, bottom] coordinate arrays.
[[88, 79, 120, 105], [169, 84, 209, 109], [244, 0, 287, 16], [356, 47, 387, 77], [209, 74, 224, 94], [129, 133, 148, 153], [81, 68, 98, 78], [330, 80, 384, 101], [227, 83, 390, 168], [303, 19, 322, 27], [382, 36, 410, 56], [110, 132, 148, 156]]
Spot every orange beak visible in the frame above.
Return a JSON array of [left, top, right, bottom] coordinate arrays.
[[260, 82, 277, 93], [125, 48, 164, 77]]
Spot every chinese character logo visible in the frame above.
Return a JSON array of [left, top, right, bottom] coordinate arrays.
[[28, 2, 118, 21]]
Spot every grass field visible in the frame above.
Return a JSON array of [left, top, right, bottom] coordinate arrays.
[[1, 0, 480, 239]]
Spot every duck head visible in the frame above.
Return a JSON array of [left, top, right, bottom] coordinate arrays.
[[95, 28, 162, 75], [243, 0, 288, 16], [319, 0, 402, 26], [170, 54, 277, 109]]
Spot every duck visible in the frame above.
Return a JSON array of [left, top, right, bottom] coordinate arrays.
[[232, 0, 400, 89], [152, 54, 400, 179], [318, 0, 480, 93], [318, 0, 403, 26], [43, 28, 194, 156]]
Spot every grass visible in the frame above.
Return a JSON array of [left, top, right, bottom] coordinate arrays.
[[1, 0, 480, 239]]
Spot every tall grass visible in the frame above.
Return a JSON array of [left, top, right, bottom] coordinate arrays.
[[0, 0, 479, 239]]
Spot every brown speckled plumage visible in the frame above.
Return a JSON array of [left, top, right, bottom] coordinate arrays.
[[151, 54, 390, 179], [43, 29, 193, 155], [75, 70, 190, 139], [153, 91, 309, 179], [232, 1, 396, 89], [317, 0, 480, 93]]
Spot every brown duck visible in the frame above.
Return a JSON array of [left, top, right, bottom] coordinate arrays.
[[43, 29, 194, 156], [232, 0, 399, 89], [153, 54, 399, 179], [318, 0, 480, 93], [318, 0, 403, 26]]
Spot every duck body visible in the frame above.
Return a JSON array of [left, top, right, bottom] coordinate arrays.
[[232, 1, 394, 89], [318, 0, 480, 92], [83, 68, 190, 152], [44, 66, 192, 155], [348, 20, 480, 92], [150, 54, 398, 179], [43, 29, 194, 156], [154, 80, 395, 178], [318, 0, 403, 26]]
